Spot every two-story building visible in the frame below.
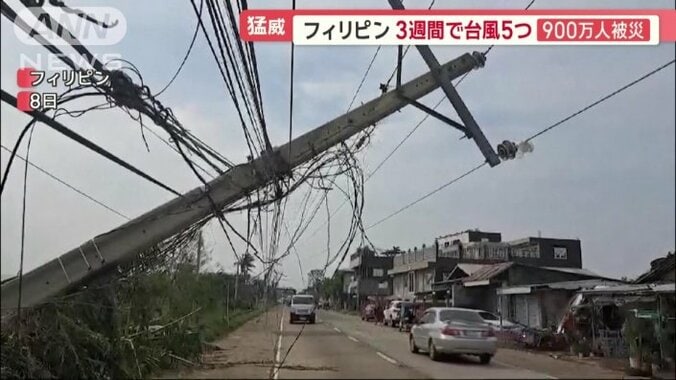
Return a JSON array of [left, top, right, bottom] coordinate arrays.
[[348, 247, 393, 307], [389, 229, 587, 306], [390, 243, 438, 301], [436, 231, 583, 268], [389, 230, 505, 301], [506, 236, 582, 268], [431, 234, 596, 323]]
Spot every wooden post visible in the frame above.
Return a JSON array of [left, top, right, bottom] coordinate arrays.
[[226, 281, 230, 328]]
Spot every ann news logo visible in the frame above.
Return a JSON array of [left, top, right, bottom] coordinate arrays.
[[14, 0, 127, 46]]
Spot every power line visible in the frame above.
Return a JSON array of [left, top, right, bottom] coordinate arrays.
[[375, 0, 538, 178], [346, 46, 382, 112], [383, 0, 439, 89], [155, 0, 204, 96], [298, 0, 539, 245], [366, 58, 675, 231], [367, 162, 486, 230], [1, 145, 130, 220], [15, 126, 35, 333], [288, 0, 296, 156], [525, 59, 675, 142], [1, 90, 182, 197], [3, 0, 235, 175]]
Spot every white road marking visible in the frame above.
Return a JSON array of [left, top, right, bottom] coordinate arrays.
[[347, 335, 359, 343], [376, 352, 398, 365], [493, 359, 558, 379], [333, 327, 341, 333], [273, 309, 284, 380]]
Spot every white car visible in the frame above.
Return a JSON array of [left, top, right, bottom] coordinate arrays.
[[289, 295, 316, 324], [384, 300, 411, 327], [409, 307, 497, 363]]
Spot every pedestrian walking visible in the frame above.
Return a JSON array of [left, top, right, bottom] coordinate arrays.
[[375, 302, 384, 325]]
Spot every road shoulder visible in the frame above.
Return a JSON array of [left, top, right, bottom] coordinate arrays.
[[157, 307, 281, 379]]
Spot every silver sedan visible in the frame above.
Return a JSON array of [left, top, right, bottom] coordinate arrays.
[[409, 307, 497, 364]]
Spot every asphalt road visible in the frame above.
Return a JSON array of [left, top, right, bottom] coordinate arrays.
[[162, 307, 625, 379], [273, 309, 425, 379], [314, 309, 550, 379]]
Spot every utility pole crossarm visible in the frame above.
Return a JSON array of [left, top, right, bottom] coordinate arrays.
[[388, 0, 501, 168], [1, 52, 485, 314]]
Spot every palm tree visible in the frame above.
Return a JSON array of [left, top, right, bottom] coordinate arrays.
[[234, 252, 255, 302], [237, 252, 255, 281]]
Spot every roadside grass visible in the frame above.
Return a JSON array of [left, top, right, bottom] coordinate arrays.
[[1, 271, 271, 379], [199, 306, 265, 343], [1, 230, 277, 379]]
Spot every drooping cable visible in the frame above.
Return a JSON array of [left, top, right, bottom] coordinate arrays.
[[366, 58, 675, 231], [1, 90, 182, 196], [0, 145, 129, 220]]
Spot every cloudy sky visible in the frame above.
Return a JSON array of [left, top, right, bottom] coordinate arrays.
[[1, 0, 674, 290]]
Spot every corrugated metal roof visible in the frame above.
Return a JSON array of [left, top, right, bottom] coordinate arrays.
[[499, 279, 623, 294], [653, 283, 676, 293], [546, 279, 622, 290], [461, 262, 514, 283], [580, 283, 675, 294], [456, 264, 489, 276], [389, 260, 433, 275], [542, 266, 607, 278], [634, 253, 675, 284]]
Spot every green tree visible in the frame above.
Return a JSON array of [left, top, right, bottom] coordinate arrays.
[[320, 276, 343, 305], [237, 252, 255, 282]]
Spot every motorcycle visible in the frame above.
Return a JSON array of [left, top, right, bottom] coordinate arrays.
[[398, 305, 416, 332]]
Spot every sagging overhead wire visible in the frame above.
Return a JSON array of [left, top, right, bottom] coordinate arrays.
[[0, 90, 182, 197], [0, 145, 130, 220], [366, 58, 676, 231], [2, 0, 236, 177], [3, 0, 267, 277], [298, 0, 541, 250], [154, 0, 204, 97], [188, 0, 269, 160]]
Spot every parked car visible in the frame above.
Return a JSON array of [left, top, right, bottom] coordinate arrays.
[[409, 307, 497, 364], [361, 303, 376, 321], [289, 294, 316, 324], [384, 300, 411, 327], [473, 309, 519, 331]]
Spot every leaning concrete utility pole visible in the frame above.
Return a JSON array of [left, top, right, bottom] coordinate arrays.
[[1, 51, 500, 314]]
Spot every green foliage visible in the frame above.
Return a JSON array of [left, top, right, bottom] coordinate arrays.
[[236, 252, 255, 280], [319, 276, 343, 301], [1, 230, 271, 379], [623, 312, 658, 362]]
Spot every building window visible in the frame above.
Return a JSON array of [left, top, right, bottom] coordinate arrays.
[[407, 272, 415, 292], [512, 244, 540, 259], [444, 241, 450, 248], [465, 245, 481, 260], [486, 245, 508, 260], [373, 268, 384, 277], [554, 246, 568, 260], [378, 281, 388, 289]]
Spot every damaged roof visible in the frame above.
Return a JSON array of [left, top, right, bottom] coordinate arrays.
[[461, 262, 514, 283], [456, 264, 490, 276], [633, 253, 675, 284]]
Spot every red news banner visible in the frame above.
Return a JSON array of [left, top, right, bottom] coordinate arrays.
[[240, 9, 676, 45]]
